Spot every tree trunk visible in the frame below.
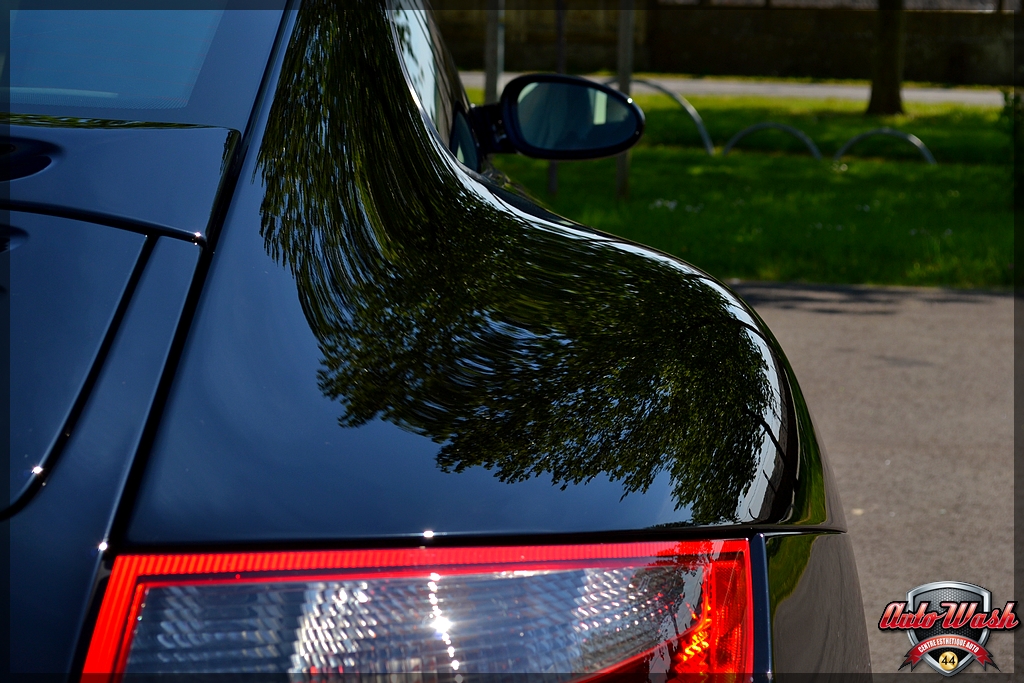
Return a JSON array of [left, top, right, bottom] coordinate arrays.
[[484, 0, 505, 105], [548, 0, 566, 196], [866, 0, 905, 116], [616, 0, 634, 200], [1011, 91, 1022, 211]]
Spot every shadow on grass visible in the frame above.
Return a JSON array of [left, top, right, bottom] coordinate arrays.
[[732, 282, 1011, 316]]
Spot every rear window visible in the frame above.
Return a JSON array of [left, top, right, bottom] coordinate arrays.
[[11, 11, 223, 111], [6, 10, 284, 131]]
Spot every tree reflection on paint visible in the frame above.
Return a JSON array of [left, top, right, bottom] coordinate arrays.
[[256, 2, 780, 525]]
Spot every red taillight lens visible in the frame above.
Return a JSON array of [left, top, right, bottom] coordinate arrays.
[[83, 541, 752, 679]]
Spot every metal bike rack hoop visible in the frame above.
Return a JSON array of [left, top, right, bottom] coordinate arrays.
[[604, 77, 715, 156], [722, 122, 822, 160], [833, 127, 936, 165]]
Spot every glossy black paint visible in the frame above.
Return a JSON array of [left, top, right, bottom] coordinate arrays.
[[1, 137, 60, 181], [125, 4, 839, 547], [10, 237, 200, 673], [7, 212, 145, 507], [6, 2, 867, 676], [766, 532, 871, 675], [749, 534, 773, 676], [4, 122, 238, 242]]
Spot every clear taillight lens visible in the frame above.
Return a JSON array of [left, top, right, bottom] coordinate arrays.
[[83, 541, 752, 679]]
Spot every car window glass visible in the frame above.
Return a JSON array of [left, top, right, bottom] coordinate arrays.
[[389, 1, 459, 146], [450, 110, 479, 171], [10, 10, 223, 111], [5, 10, 282, 131], [390, 1, 479, 169]]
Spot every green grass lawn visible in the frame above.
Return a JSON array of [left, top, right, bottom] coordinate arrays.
[[469, 87, 1013, 288], [496, 151, 1010, 287]]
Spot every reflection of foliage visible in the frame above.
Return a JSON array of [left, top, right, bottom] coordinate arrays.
[[766, 533, 816, 617], [1, 113, 203, 129], [257, 2, 778, 525]]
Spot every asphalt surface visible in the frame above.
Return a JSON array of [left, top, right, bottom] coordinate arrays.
[[460, 71, 1005, 106], [731, 282, 1014, 675]]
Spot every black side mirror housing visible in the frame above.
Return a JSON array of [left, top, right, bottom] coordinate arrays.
[[470, 74, 645, 160]]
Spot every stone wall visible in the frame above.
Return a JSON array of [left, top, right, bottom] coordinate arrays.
[[432, 3, 1016, 86]]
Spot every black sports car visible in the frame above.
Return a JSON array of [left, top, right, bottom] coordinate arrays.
[[5, 2, 871, 678]]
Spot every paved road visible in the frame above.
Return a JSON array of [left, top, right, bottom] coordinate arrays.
[[731, 282, 1014, 675], [460, 71, 1005, 106]]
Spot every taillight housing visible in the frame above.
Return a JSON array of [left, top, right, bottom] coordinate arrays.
[[83, 540, 752, 679]]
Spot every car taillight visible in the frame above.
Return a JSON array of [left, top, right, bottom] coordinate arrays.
[[83, 540, 752, 679]]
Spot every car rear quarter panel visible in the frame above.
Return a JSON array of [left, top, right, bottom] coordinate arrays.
[[768, 532, 871, 675]]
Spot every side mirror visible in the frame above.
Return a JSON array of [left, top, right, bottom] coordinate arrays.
[[470, 74, 644, 160]]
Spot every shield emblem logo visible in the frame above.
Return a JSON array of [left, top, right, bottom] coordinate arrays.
[[906, 581, 992, 676]]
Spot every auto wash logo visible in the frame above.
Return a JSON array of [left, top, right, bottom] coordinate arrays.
[[879, 581, 1019, 675]]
